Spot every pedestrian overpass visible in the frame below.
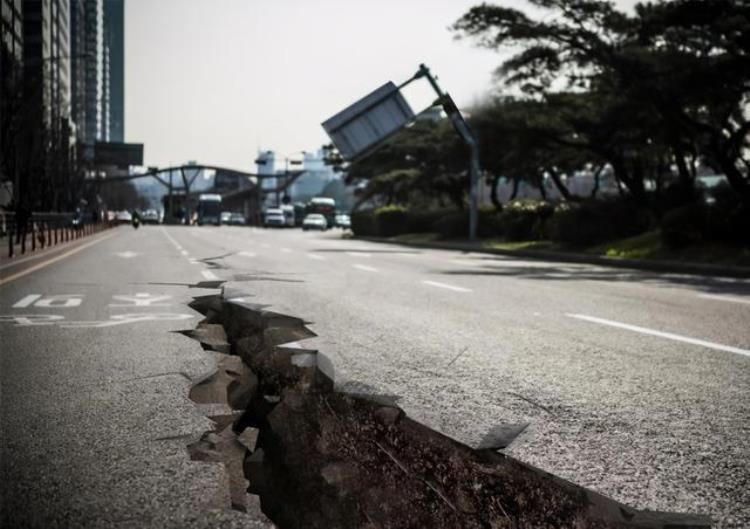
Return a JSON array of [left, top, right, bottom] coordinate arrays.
[[95, 164, 304, 224]]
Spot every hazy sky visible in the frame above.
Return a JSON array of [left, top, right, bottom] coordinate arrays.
[[125, 0, 639, 170]]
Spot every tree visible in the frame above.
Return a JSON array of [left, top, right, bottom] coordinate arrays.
[[346, 120, 468, 210], [453, 0, 750, 204]]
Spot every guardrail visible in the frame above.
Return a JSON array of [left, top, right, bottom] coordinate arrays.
[[0, 211, 113, 259]]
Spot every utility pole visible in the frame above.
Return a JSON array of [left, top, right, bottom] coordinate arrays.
[[413, 64, 481, 242]]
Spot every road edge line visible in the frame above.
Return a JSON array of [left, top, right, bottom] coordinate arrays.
[[0, 231, 119, 286]]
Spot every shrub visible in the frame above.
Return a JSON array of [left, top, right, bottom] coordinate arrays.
[[661, 204, 707, 249], [548, 198, 650, 247], [407, 209, 454, 233], [433, 211, 468, 239], [374, 205, 409, 237], [350, 210, 377, 236]]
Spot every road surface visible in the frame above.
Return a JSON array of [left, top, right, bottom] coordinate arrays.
[[1, 225, 748, 528]]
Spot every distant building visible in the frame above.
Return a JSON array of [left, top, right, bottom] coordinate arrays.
[[70, 0, 123, 149], [288, 149, 339, 202], [103, 0, 123, 141]]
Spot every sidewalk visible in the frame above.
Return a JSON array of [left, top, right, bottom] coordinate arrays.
[[355, 235, 750, 279]]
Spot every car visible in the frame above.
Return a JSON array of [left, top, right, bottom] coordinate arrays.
[[220, 211, 233, 224], [334, 213, 351, 229], [264, 208, 286, 227], [302, 213, 328, 231], [141, 209, 160, 224], [115, 210, 132, 224], [229, 213, 246, 225]]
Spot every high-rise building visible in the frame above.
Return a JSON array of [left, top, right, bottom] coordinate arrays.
[[19, 0, 75, 209], [70, 0, 123, 148], [0, 0, 25, 187], [103, 0, 122, 141], [70, 0, 101, 148]]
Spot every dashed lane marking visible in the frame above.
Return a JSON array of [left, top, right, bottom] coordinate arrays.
[[346, 251, 372, 258], [307, 254, 326, 261], [567, 313, 750, 358], [421, 280, 472, 293], [353, 264, 378, 273], [239, 251, 256, 258]]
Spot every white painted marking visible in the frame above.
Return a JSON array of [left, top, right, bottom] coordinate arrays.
[[280, 248, 293, 253], [61, 313, 194, 328], [697, 293, 750, 305], [13, 294, 42, 308], [34, 295, 84, 308], [0, 314, 65, 326], [567, 313, 750, 358], [307, 254, 326, 261], [353, 264, 378, 273], [239, 251, 257, 258], [109, 293, 172, 307], [346, 251, 371, 258], [115, 251, 139, 259], [421, 280, 472, 293], [201, 270, 219, 280], [180, 250, 189, 256]]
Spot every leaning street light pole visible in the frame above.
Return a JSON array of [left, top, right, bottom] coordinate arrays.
[[321, 63, 482, 241], [413, 64, 481, 242]]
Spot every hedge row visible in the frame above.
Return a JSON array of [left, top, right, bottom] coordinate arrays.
[[351, 199, 655, 246]]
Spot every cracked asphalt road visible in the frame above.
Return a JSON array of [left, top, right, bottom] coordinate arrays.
[[1, 225, 748, 528]]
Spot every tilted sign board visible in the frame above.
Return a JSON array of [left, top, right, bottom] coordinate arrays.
[[321, 82, 415, 160]]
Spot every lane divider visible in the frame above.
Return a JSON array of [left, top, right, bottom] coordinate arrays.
[[567, 313, 750, 358], [421, 280, 472, 293]]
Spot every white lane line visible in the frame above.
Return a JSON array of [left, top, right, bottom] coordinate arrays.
[[567, 313, 750, 358], [201, 270, 219, 280], [307, 254, 326, 261], [346, 251, 372, 258], [421, 280, 472, 293], [161, 227, 185, 253], [239, 251, 256, 258], [280, 248, 293, 253], [181, 250, 189, 256], [353, 264, 378, 273], [697, 293, 750, 305]]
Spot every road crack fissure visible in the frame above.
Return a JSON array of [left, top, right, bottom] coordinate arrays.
[[177, 287, 710, 528]]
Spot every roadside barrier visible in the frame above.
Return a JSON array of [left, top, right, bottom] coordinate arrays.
[[1, 211, 114, 260]]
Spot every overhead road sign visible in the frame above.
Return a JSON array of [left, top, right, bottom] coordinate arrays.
[[322, 82, 416, 160]]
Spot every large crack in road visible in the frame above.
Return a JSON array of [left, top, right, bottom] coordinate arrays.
[[179, 285, 711, 528]]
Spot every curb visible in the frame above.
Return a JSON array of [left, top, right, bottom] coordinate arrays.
[[355, 236, 750, 279]]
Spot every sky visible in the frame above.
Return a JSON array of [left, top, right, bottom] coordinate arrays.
[[125, 0, 640, 170]]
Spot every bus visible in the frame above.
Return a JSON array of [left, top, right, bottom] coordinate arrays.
[[307, 197, 336, 227], [196, 194, 222, 226]]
